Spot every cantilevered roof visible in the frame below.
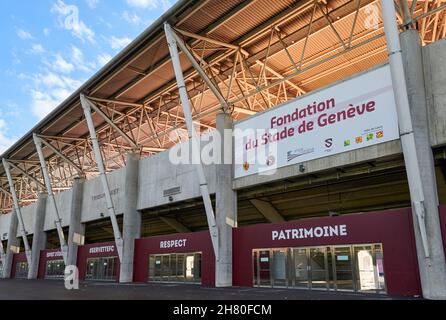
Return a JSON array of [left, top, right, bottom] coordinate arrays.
[[0, 0, 445, 212]]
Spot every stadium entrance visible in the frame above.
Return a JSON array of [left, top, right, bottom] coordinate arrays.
[[149, 252, 202, 284], [253, 244, 386, 293]]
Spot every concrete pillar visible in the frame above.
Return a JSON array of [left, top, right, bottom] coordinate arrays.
[[119, 152, 141, 283], [401, 29, 446, 299], [28, 193, 47, 279], [67, 177, 85, 267], [3, 210, 19, 278], [215, 112, 237, 287]]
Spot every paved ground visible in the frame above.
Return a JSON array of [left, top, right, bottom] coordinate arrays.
[[0, 279, 418, 300]]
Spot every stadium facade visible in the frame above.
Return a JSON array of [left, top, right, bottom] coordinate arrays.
[[1, 0, 446, 299]]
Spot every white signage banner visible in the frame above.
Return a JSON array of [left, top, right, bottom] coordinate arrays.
[[234, 65, 400, 178]]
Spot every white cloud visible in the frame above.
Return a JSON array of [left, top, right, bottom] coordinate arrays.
[[0, 119, 18, 154], [53, 54, 75, 73], [122, 11, 143, 26], [27, 72, 83, 119], [71, 46, 96, 72], [43, 28, 51, 36], [126, 0, 158, 9], [97, 53, 112, 67], [86, 0, 99, 9], [30, 44, 45, 55], [108, 36, 132, 50], [17, 29, 33, 40], [51, 0, 95, 43]]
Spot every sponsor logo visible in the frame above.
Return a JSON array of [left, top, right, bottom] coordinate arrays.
[[376, 131, 384, 139], [366, 133, 374, 141], [325, 138, 333, 148], [265, 156, 276, 167], [287, 148, 314, 162], [355, 136, 363, 144], [160, 239, 188, 249], [344, 139, 351, 147], [243, 161, 250, 171]]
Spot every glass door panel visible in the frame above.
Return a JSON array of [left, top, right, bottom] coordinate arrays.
[[272, 249, 287, 287], [334, 246, 354, 291], [309, 247, 328, 290], [374, 245, 386, 291], [258, 250, 271, 286], [293, 248, 309, 289]]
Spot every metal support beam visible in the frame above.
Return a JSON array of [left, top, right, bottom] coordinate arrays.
[[80, 94, 124, 262], [250, 199, 285, 223], [169, 27, 231, 113], [1, 159, 32, 265], [165, 23, 219, 260], [33, 134, 69, 264], [85, 98, 139, 150], [7, 161, 45, 189], [36, 134, 84, 177], [159, 216, 191, 233]]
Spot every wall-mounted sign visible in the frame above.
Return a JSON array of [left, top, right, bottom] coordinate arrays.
[[160, 239, 187, 249], [46, 251, 63, 258], [89, 245, 115, 254], [272, 224, 347, 241], [92, 188, 119, 201], [234, 65, 399, 178]]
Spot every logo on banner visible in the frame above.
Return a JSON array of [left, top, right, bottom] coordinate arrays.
[[287, 148, 314, 162]]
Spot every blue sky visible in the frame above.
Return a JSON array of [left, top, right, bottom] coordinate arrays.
[[0, 0, 173, 153]]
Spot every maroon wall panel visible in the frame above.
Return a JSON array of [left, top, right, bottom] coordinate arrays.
[[11, 253, 27, 278], [38, 249, 65, 279], [233, 209, 421, 297], [134, 231, 215, 286], [77, 242, 120, 281], [440, 205, 446, 256]]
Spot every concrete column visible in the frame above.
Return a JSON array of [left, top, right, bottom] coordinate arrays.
[[401, 29, 446, 299], [28, 193, 47, 279], [119, 152, 141, 283], [3, 210, 19, 278], [67, 177, 85, 267], [215, 112, 237, 287]]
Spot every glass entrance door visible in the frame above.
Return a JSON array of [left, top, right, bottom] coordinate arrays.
[[15, 262, 28, 279], [45, 260, 65, 279], [86, 257, 118, 281], [149, 252, 202, 284], [333, 246, 354, 291], [253, 243, 386, 294], [293, 248, 309, 289], [309, 247, 328, 290]]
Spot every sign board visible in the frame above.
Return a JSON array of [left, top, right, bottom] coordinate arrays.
[[234, 65, 400, 178]]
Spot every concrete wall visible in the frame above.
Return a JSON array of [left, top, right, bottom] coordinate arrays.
[[81, 166, 126, 222], [424, 37, 446, 147], [137, 131, 218, 210], [44, 189, 72, 231], [16, 203, 37, 237], [0, 213, 11, 241]]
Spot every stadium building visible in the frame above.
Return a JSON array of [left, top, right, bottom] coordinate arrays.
[[1, 0, 446, 299]]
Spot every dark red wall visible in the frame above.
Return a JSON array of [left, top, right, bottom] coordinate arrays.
[[11, 252, 27, 278], [77, 242, 120, 281], [440, 205, 446, 256], [233, 209, 421, 297], [37, 249, 65, 279], [134, 231, 215, 286]]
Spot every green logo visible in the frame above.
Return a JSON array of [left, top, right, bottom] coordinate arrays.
[[344, 139, 351, 147], [366, 133, 374, 141]]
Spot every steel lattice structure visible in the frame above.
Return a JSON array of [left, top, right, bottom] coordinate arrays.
[[0, 0, 445, 214]]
